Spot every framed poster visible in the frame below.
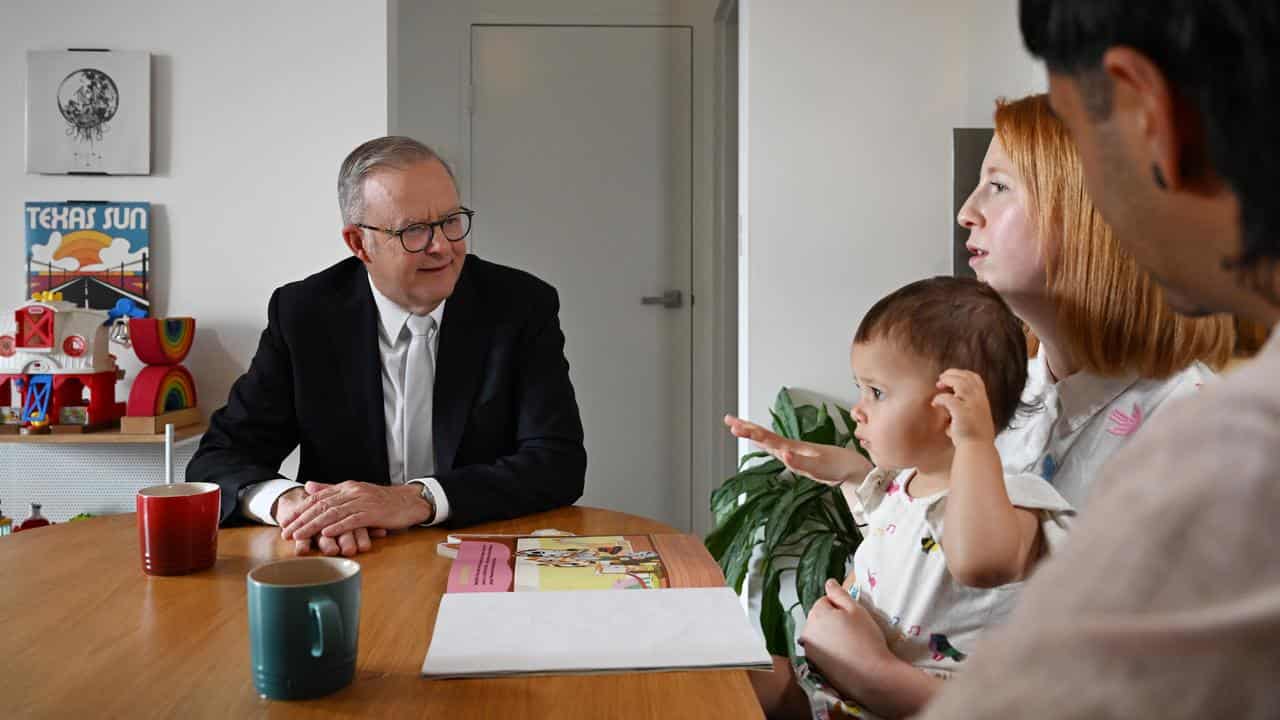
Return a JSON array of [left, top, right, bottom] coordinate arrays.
[[26, 50, 151, 175], [25, 201, 151, 315]]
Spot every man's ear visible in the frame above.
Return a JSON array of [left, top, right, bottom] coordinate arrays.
[[342, 225, 372, 264], [1102, 46, 1211, 193]]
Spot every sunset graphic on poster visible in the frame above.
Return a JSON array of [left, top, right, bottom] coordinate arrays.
[[24, 202, 150, 314]]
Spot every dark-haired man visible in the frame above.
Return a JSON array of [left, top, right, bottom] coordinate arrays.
[[920, 2, 1280, 717]]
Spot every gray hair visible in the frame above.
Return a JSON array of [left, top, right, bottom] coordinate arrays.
[[337, 136, 457, 225]]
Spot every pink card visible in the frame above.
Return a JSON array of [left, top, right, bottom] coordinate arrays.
[[446, 541, 514, 593]]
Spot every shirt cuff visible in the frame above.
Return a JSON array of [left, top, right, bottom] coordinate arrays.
[[407, 477, 451, 526], [238, 478, 304, 526]]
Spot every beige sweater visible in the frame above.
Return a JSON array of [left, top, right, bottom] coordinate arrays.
[[920, 325, 1280, 720]]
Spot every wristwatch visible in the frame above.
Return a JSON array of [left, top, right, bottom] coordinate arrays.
[[415, 482, 437, 525]]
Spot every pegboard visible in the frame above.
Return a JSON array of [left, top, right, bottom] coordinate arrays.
[[0, 435, 203, 523]]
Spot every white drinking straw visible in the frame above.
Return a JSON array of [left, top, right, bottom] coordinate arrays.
[[164, 423, 175, 484]]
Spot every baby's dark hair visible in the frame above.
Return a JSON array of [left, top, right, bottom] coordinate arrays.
[[854, 276, 1028, 431]]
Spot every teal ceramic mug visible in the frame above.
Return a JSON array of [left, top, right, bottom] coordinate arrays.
[[246, 557, 361, 700]]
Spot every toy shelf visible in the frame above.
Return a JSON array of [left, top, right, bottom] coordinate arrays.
[[0, 423, 206, 445]]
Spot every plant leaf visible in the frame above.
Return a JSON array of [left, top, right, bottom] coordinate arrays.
[[754, 481, 798, 580], [758, 482, 798, 560], [833, 403, 856, 435], [801, 407, 837, 445], [827, 484, 862, 545], [710, 495, 739, 528], [737, 450, 772, 470], [833, 404, 870, 460], [757, 479, 829, 573], [795, 404, 820, 436], [704, 492, 758, 562], [828, 404, 852, 446], [784, 611, 803, 668], [713, 488, 785, 593], [827, 542, 854, 593], [759, 568, 791, 657], [763, 480, 832, 557], [707, 486, 779, 555], [767, 408, 787, 438], [720, 525, 758, 594], [709, 473, 746, 513], [710, 465, 782, 525], [796, 532, 837, 615], [738, 458, 785, 476], [773, 387, 801, 439], [710, 386, 872, 658], [709, 479, 746, 526], [722, 493, 780, 593]]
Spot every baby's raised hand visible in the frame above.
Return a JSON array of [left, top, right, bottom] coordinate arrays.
[[931, 369, 997, 446], [723, 414, 870, 485]]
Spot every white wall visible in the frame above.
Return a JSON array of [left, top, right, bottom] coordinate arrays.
[[0, 0, 388, 423], [739, 0, 1045, 426]]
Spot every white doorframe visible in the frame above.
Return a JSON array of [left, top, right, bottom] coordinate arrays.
[[391, 0, 731, 535], [713, 0, 741, 513]]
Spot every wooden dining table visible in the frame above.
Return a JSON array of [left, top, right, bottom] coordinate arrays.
[[0, 505, 765, 719]]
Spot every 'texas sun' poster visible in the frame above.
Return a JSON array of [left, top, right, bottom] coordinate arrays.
[[24, 201, 150, 315]]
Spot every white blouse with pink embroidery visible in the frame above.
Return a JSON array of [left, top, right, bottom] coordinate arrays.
[[995, 351, 1215, 509]]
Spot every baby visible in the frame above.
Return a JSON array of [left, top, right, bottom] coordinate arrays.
[[795, 276, 1074, 719]]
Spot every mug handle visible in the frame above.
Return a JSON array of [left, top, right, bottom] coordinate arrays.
[[308, 597, 343, 659]]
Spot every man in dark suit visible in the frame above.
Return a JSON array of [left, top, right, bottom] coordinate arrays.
[[187, 136, 587, 557]]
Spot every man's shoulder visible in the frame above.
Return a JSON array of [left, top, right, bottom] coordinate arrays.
[[463, 255, 559, 308], [261, 257, 366, 334], [276, 256, 365, 302]]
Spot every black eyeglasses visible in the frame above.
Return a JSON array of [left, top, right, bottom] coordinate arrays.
[[355, 207, 475, 253]]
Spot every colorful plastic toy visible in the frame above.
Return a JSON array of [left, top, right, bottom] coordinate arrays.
[[1, 297, 201, 436], [1, 294, 126, 432], [127, 365, 198, 416], [121, 317, 199, 431]]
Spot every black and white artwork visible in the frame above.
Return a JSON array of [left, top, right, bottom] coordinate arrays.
[[26, 50, 151, 175]]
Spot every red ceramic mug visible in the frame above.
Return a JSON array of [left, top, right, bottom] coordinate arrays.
[[136, 482, 221, 576]]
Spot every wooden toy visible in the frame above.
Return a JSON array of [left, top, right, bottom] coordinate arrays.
[[119, 317, 201, 434], [128, 317, 195, 365]]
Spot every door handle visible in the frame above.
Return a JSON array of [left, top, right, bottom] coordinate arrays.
[[641, 290, 683, 309]]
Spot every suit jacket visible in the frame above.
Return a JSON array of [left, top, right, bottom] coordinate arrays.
[[187, 254, 587, 527]]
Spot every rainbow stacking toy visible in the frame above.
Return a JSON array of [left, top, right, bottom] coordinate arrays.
[[120, 317, 201, 434]]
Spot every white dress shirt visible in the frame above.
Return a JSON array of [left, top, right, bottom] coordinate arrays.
[[237, 275, 452, 526]]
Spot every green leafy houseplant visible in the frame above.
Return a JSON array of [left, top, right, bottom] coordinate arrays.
[[705, 388, 868, 657]]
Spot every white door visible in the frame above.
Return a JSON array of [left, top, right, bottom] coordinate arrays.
[[470, 25, 693, 530]]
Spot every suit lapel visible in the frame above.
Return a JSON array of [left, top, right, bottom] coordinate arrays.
[[328, 262, 390, 484], [433, 256, 492, 473]]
